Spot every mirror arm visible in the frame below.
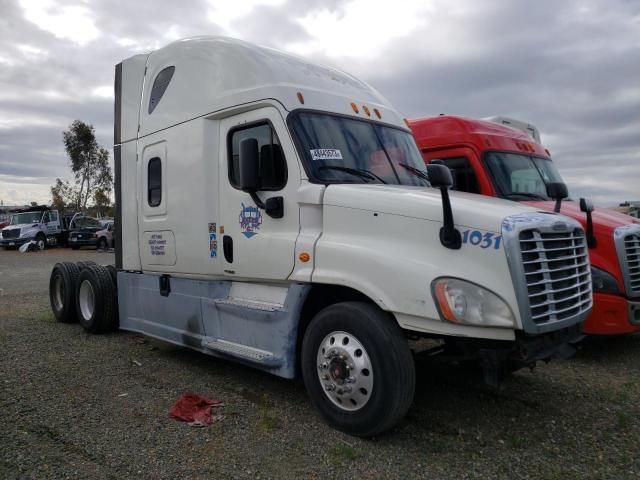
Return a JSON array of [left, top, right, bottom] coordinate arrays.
[[585, 211, 597, 248], [554, 197, 562, 213], [249, 192, 265, 210], [439, 186, 462, 249]]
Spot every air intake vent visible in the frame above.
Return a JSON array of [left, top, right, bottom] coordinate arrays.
[[623, 233, 640, 296], [519, 228, 592, 325]]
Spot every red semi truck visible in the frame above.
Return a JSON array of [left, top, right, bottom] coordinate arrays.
[[410, 115, 640, 335]]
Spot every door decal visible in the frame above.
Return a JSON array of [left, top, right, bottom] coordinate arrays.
[[239, 203, 262, 238]]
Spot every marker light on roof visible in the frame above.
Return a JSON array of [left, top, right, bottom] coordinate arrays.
[[297, 92, 304, 104], [350, 102, 359, 114], [373, 108, 381, 119], [362, 105, 371, 117]]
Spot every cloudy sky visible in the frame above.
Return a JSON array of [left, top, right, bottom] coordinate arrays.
[[0, 0, 638, 206]]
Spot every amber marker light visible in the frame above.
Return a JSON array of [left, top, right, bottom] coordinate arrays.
[[433, 282, 458, 323], [373, 108, 381, 119], [297, 92, 305, 104], [350, 102, 359, 113], [299, 252, 311, 263], [362, 105, 371, 116]]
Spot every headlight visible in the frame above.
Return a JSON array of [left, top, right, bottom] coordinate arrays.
[[431, 278, 516, 328], [591, 267, 620, 294]]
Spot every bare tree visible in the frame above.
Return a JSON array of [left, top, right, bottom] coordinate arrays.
[[55, 120, 113, 211]]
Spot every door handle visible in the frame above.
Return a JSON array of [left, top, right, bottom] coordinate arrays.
[[223, 235, 233, 263]]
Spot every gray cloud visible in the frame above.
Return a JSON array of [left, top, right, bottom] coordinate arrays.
[[0, 0, 638, 206]]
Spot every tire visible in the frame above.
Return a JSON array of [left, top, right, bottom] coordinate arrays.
[[301, 301, 415, 437], [49, 262, 80, 323], [77, 260, 97, 269], [75, 264, 119, 334], [97, 237, 107, 250], [35, 233, 46, 251], [106, 265, 118, 290]]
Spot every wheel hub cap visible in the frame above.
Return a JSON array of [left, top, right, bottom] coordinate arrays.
[[316, 331, 373, 412]]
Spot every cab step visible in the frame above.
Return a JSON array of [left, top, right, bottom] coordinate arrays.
[[202, 338, 282, 366]]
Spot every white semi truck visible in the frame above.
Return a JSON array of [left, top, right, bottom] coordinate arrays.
[[49, 37, 593, 436]]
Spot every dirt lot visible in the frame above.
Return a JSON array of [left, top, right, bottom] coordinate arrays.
[[1, 249, 639, 479]]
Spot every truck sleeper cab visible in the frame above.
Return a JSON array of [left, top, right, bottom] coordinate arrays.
[[409, 115, 640, 334], [50, 37, 591, 437]]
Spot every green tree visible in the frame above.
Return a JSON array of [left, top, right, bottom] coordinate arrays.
[[53, 120, 112, 211]]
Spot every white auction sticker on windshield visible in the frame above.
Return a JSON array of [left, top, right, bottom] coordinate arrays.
[[310, 149, 343, 161]]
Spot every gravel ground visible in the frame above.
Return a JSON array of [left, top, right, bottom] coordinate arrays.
[[1, 249, 639, 479]]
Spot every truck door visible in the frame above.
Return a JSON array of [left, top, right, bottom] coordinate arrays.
[[423, 147, 495, 196], [218, 107, 300, 280]]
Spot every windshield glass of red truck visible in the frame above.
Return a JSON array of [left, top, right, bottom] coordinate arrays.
[[484, 152, 565, 201], [288, 111, 430, 186]]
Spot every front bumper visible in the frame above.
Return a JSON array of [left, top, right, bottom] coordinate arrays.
[[68, 237, 97, 247], [0, 236, 32, 247], [582, 292, 640, 335]]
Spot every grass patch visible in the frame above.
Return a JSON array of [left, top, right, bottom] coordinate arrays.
[[329, 442, 361, 462], [255, 393, 280, 432], [35, 309, 54, 323]]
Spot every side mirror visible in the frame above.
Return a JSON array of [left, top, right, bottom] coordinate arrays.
[[580, 197, 597, 248], [546, 182, 568, 213], [426, 164, 461, 249], [427, 163, 453, 188], [239, 138, 260, 193], [579, 198, 594, 213]]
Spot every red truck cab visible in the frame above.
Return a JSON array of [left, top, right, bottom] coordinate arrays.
[[410, 115, 640, 335]]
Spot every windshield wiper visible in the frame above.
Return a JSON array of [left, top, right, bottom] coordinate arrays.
[[504, 192, 548, 201], [318, 166, 387, 184], [398, 163, 430, 184]]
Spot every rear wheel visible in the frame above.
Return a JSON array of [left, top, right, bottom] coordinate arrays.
[[97, 237, 107, 250], [49, 262, 80, 323], [75, 264, 118, 334], [301, 301, 415, 437]]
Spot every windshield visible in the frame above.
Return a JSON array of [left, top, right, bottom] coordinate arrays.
[[484, 152, 565, 200], [10, 212, 43, 225], [289, 112, 429, 186]]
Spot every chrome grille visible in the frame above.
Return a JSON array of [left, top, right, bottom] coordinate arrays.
[[1, 229, 20, 239], [519, 228, 592, 325], [623, 232, 640, 296]]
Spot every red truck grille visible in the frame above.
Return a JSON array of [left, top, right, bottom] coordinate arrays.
[[519, 228, 592, 325]]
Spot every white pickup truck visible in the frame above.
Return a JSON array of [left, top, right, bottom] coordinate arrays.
[[48, 37, 592, 436]]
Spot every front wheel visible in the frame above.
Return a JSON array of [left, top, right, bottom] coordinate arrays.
[[35, 233, 46, 251], [301, 301, 415, 437]]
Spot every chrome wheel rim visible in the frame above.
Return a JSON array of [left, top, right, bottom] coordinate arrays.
[[37, 239, 45, 250], [78, 279, 95, 321], [53, 275, 64, 311], [316, 331, 373, 412]]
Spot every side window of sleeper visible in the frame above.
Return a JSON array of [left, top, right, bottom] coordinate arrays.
[[228, 123, 287, 191], [148, 157, 162, 207]]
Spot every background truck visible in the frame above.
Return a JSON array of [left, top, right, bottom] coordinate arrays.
[[409, 115, 640, 334], [0, 206, 64, 249], [50, 37, 592, 436]]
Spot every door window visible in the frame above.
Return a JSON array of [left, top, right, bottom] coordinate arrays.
[[148, 157, 162, 207], [438, 157, 480, 193], [228, 123, 287, 191]]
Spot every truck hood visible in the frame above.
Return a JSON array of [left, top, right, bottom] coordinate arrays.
[[324, 184, 547, 233], [2, 223, 33, 231], [523, 200, 640, 233]]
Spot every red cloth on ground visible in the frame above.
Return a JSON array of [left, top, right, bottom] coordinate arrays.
[[169, 393, 223, 426]]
